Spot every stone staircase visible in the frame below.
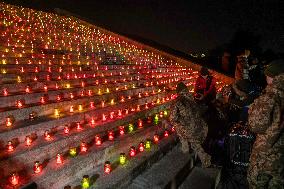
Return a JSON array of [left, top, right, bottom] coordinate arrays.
[[0, 2, 230, 189]]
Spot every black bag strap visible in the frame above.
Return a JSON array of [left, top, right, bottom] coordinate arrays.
[[206, 76, 213, 91]]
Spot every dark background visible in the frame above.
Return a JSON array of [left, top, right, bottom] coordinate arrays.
[[3, 0, 283, 54]]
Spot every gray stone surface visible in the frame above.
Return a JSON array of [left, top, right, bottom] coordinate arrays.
[[179, 167, 221, 189], [0, 92, 170, 143], [66, 135, 178, 189], [0, 102, 172, 178], [39, 133, 177, 189], [127, 145, 193, 189]]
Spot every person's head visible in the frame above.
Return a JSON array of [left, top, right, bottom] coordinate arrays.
[[231, 79, 259, 107], [200, 67, 209, 78], [176, 82, 188, 95], [264, 59, 284, 85], [232, 79, 252, 99]]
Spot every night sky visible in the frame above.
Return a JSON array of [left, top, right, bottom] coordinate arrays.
[[4, 0, 284, 53]]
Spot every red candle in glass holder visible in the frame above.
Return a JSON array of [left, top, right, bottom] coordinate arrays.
[[145, 103, 149, 109], [102, 114, 107, 122], [40, 96, 46, 104], [56, 94, 61, 101], [56, 153, 63, 164], [95, 135, 102, 146], [33, 161, 42, 174], [138, 119, 143, 128], [70, 93, 74, 99], [44, 130, 51, 140], [9, 172, 19, 186], [46, 75, 50, 81], [25, 86, 31, 93], [6, 141, 14, 152], [104, 161, 111, 174], [80, 90, 85, 97], [88, 90, 92, 96], [171, 126, 175, 132], [6, 117, 13, 127], [129, 146, 136, 157], [119, 126, 125, 135], [81, 81, 85, 87], [76, 122, 82, 130], [90, 101, 95, 109], [90, 117, 95, 126], [25, 135, 32, 146], [118, 109, 122, 117], [64, 126, 70, 134], [136, 105, 140, 111], [43, 85, 48, 92], [153, 134, 159, 143], [138, 142, 144, 152], [125, 109, 129, 115], [110, 112, 114, 119], [164, 130, 169, 137], [80, 142, 88, 152], [69, 105, 74, 113], [108, 130, 114, 141], [3, 88, 8, 96]]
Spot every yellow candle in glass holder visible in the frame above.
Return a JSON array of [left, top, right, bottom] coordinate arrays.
[[54, 108, 60, 118], [78, 104, 83, 111]]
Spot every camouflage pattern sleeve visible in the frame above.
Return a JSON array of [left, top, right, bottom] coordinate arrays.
[[169, 101, 180, 125], [248, 93, 277, 134]]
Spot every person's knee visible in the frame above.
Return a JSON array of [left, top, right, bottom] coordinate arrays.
[[268, 177, 284, 189], [180, 138, 189, 153], [256, 173, 272, 189]]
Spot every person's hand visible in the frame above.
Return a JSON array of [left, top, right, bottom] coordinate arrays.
[[198, 94, 204, 100]]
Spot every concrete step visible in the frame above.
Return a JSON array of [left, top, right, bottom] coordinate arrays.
[[65, 134, 178, 189], [0, 102, 171, 179], [21, 123, 174, 189], [179, 167, 221, 189], [127, 145, 194, 189], [0, 91, 167, 143]]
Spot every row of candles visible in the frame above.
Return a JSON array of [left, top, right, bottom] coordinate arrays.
[[1, 72, 183, 109], [1, 69, 189, 87], [10, 84, 165, 106], [0, 69, 186, 84], [1, 76, 185, 102], [6, 112, 171, 187], [0, 67, 189, 90], [3, 83, 169, 119], [1, 3, 183, 72], [4, 95, 172, 152], [80, 126, 174, 189]]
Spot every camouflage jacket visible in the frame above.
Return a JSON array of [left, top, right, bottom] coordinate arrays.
[[248, 73, 284, 173], [169, 89, 208, 142]]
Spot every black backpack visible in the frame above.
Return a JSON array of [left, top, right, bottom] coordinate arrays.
[[225, 122, 255, 168]]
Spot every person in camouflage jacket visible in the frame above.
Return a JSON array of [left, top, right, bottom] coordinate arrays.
[[169, 82, 211, 167], [248, 61, 284, 189]]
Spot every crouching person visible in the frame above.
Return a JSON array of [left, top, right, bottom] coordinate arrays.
[[248, 60, 284, 189], [169, 82, 211, 168]]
